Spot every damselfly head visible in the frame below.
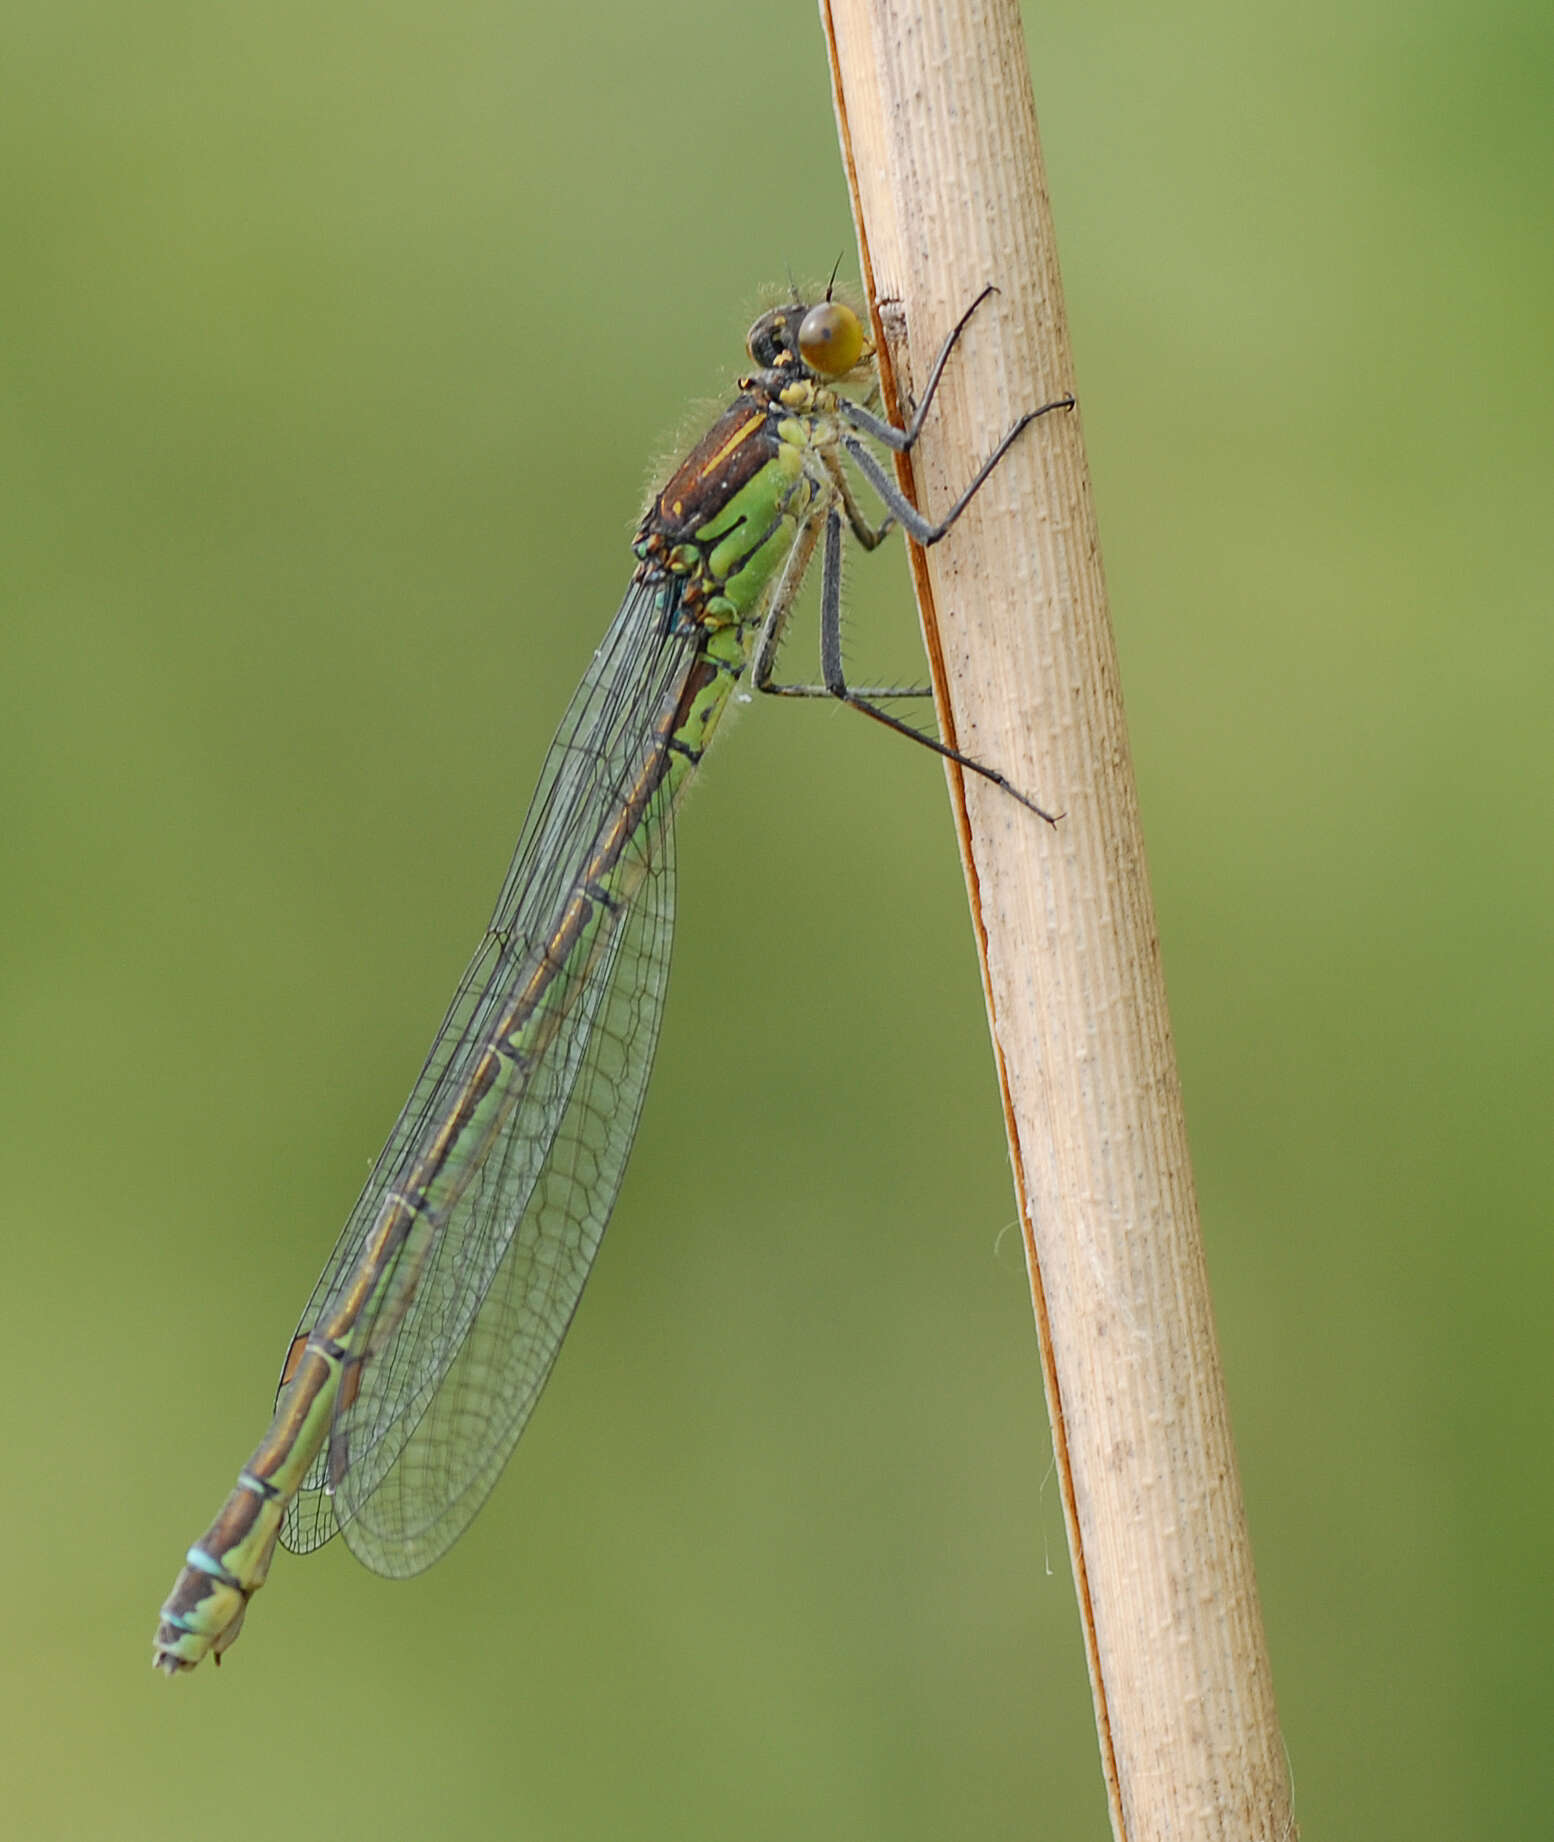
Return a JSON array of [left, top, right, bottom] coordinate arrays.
[[745, 300, 870, 381]]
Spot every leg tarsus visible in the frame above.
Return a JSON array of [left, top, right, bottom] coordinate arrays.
[[841, 285, 1000, 453], [811, 507, 1058, 823], [842, 394, 1073, 548]]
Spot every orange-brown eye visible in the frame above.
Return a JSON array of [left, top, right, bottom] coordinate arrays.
[[798, 301, 865, 377]]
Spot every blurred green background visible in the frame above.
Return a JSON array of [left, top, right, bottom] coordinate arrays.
[[4, 0, 1550, 1835]]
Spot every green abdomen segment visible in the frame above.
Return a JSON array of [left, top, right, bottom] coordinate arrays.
[[153, 426, 812, 1669]]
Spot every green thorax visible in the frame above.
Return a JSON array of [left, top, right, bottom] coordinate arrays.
[[632, 369, 849, 633]]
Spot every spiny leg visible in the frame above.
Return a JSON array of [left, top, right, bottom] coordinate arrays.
[[751, 500, 929, 703], [765, 289, 1069, 817], [842, 395, 1073, 547], [841, 287, 1074, 545], [748, 508, 824, 697], [760, 509, 1058, 824], [846, 285, 1004, 453], [831, 452, 892, 552]]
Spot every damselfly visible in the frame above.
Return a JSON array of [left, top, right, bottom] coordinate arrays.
[[153, 284, 1071, 1673]]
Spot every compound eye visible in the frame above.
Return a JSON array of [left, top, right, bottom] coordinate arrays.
[[798, 301, 865, 377]]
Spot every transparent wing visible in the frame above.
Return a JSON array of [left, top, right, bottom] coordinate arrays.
[[280, 573, 696, 1571], [338, 815, 674, 1574]]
